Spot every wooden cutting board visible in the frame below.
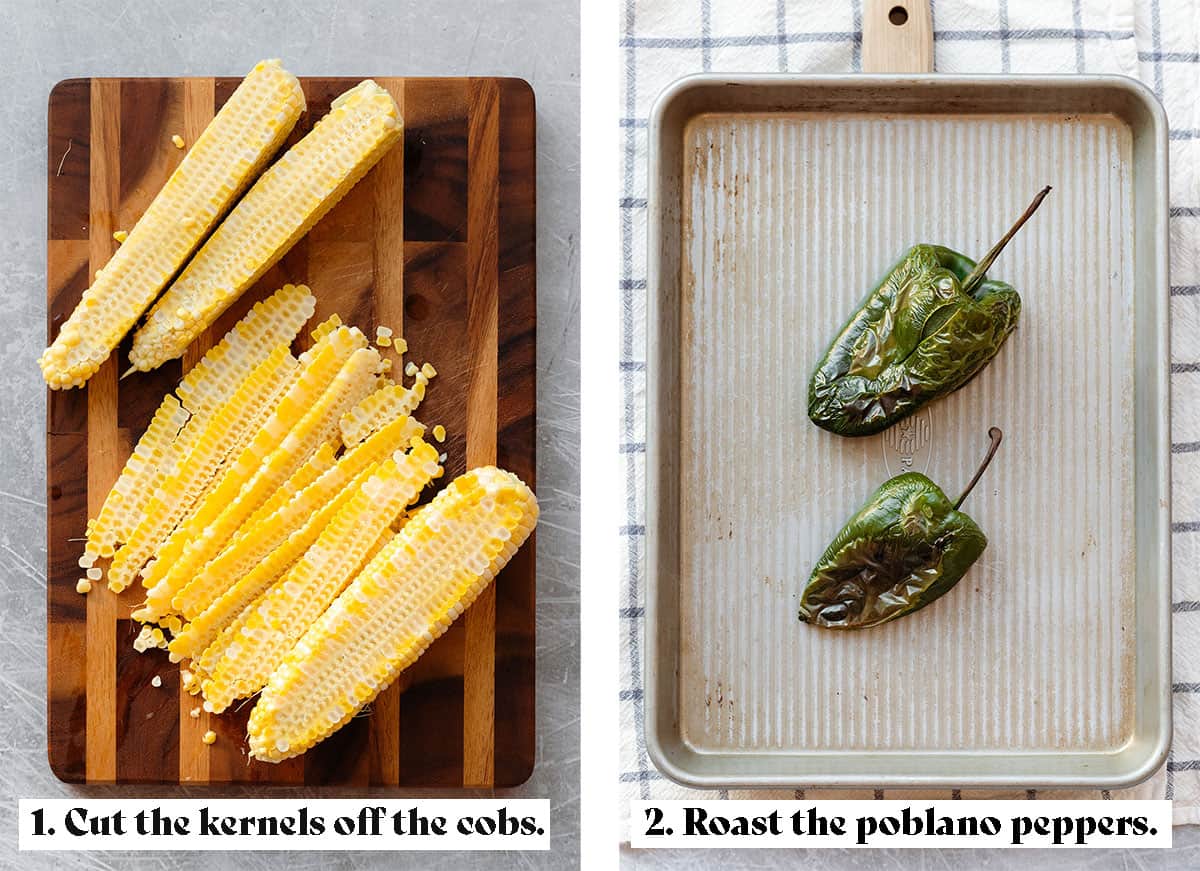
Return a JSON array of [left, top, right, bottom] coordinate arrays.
[[46, 75, 536, 786]]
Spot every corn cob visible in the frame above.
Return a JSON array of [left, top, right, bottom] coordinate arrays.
[[247, 466, 538, 762], [39, 61, 305, 389], [140, 341, 380, 617], [173, 413, 421, 620], [238, 441, 336, 536], [176, 284, 315, 419], [310, 314, 342, 343], [171, 462, 378, 666], [130, 81, 403, 371], [200, 441, 442, 712], [83, 395, 190, 561], [106, 345, 297, 592], [340, 378, 427, 447], [134, 326, 366, 611]]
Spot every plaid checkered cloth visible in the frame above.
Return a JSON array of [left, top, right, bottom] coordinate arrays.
[[618, 0, 1200, 828]]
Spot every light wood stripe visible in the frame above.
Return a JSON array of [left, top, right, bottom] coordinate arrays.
[[462, 77, 500, 788], [178, 76, 216, 784], [369, 76, 406, 786], [85, 78, 121, 783]]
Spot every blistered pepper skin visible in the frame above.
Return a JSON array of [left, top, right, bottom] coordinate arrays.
[[808, 245, 1020, 437], [798, 472, 988, 630]]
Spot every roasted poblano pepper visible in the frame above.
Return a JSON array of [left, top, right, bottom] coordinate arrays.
[[799, 427, 1003, 630], [808, 188, 1050, 437]]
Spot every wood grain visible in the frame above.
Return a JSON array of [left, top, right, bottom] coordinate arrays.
[[46, 76, 536, 787], [862, 0, 934, 73]]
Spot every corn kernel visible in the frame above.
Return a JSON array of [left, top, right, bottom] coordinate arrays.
[[202, 730, 217, 745], [421, 362, 437, 378], [172, 134, 185, 149], [85, 566, 102, 580], [432, 424, 446, 443], [190, 706, 201, 719], [375, 336, 392, 348], [151, 675, 162, 688], [75, 578, 91, 594], [113, 230, 128, 244], [404, 362, 418, 377], [376, 326, 393, 338]]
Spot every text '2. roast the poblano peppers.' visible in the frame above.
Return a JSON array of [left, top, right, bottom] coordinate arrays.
[[798, 428, 1004, 630], [808, 188, 1051, 437]]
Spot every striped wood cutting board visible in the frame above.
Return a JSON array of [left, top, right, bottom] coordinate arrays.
[[46, 75, 536, 786]]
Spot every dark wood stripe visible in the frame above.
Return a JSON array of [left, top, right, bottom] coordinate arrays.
[[46, 432, 88, 783], [463, 77, 500, 787], [404, 79, 469, 243], [400, 621, 467, 786], [48, 79, 91, 242], [493, 77, 538, 787], [115, 621, 179, 781]]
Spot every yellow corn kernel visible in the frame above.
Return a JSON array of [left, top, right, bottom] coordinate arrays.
[[238, 442, 336, 536], [85, 393, 191, 560], [112, 230, 128, 244], [200, 441, 442, 712], [309, 313, 342, 343], [107, 345, 297, 593], [75, 578, 91, 594], [202, 730, 217, 745], [375, 335, 392, 348], [130, 81, 402, 371], [339, 382, 426, 447], [432, 424, 446, 443], [172, 134, 185, 149], [173, 412, 418, 622], [246, 466, 538, 762], [39, 60, 305, 389], [190, 706, 201, 719], [421, 362, 436, 378], [140, 340, 379, 617]]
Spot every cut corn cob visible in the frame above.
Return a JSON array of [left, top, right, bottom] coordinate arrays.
[[173, 413, 421, 620], [39, 60, 305, 389], [200, 441, 442, 712], [107, 345, 298, 592], [182, 463, 378, 667], [310, 314, 342, 343], [339, 379, 427, 447], [238, 441, 336, 535], [173, 462, 379, 667], [140, 342, 381, 617], [176, 284, 315, 419], [247, 466, 538, 762], [135, 327, 366, 614], [130, 81, 403, 371], [85, 394, 190, 560]]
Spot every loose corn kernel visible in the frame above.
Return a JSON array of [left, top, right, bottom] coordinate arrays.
[[151, 675, 162, 688], [376, 326, 393, 338], [375, 336, 392, 348], [190, 706, 201, 719], [202, 730, 217, 745], [75, 578, 91, 594], [432, 424, 446, 443], [421, 362, 436, 378], [172, 134, 185, 149], [113, 230, 128, 244], [393, 337, 408, 354], [404, 362, 418, 377], [85, 567, 102, 580]]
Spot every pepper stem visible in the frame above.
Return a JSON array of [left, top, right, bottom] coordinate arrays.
[[961, 186, 1052, 296], [954, 427, 1003, 510]]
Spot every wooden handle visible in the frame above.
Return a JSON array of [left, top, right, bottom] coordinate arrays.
[[862, 0, 933, 73]]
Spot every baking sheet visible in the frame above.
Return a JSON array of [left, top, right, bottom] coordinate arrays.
[[646, 76, 1171, 787]]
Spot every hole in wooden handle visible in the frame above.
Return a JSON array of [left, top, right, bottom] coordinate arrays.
[[889, 5, 909, 25]]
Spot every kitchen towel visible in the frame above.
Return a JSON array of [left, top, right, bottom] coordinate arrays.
[[618, 0, 1199, 827]]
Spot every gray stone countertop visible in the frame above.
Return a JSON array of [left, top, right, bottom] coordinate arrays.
[[0, 1, 579, 868]]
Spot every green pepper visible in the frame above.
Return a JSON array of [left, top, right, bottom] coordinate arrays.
[[799, 427, 1003, 630], [808, 188, 1050, 437]]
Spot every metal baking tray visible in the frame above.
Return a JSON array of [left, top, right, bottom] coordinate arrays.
[[645, 75, 1171, 789]]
